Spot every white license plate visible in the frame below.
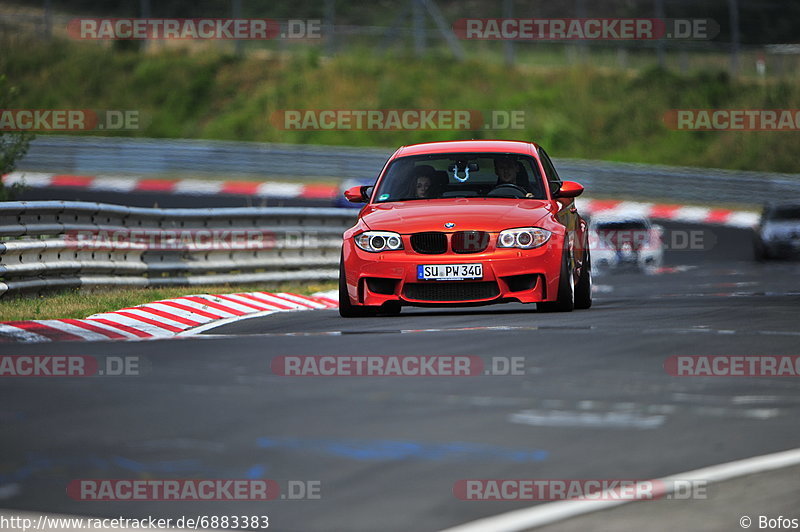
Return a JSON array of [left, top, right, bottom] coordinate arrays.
[[417, 264, 483, 281]]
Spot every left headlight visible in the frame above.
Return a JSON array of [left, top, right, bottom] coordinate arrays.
[[497, 227, 551, 249], [354, 231, 404, 252]]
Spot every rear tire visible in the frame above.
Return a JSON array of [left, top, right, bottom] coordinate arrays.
[[537, 249, 575, 312], [338, 257, 378, 318], [574, 247, 592, 309]]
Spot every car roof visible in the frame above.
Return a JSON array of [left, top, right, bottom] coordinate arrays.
[[766, 201, 800, 209], [393, 140, 539, 158]]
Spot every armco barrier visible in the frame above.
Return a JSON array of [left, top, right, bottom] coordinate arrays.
[[0, 201, 358, 297], [0, 197, 760, 299]]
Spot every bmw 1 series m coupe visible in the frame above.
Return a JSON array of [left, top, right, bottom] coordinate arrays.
[[339, 140, 591, 317]]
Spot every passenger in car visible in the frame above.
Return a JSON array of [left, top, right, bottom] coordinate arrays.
[[415, 175, 433, 198], [411, 165, 438, 198]]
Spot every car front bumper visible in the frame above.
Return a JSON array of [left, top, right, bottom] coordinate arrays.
[[342, 239, 564, 307], [763, 238, 800, 257]]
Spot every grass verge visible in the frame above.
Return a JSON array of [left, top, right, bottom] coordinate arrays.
[[0, 281, 337, 322], [2, 38, 799, 173]]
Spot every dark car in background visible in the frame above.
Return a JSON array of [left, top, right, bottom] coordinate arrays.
[[754, 202, 800, 260]]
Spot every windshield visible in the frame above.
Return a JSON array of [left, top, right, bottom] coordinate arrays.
[[594, 221, 649, 231], [768, 206, 800, 221], [373, 153, 546, 202]]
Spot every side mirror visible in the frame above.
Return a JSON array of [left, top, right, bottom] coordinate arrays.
[[344, 185, 371, 203], [555, 181, 584, 198]]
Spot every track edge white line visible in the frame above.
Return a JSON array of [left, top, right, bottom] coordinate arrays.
[[439, 446, 800, 532]]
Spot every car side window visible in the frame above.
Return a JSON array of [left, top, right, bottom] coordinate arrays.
[[538, 148, 562, 196]]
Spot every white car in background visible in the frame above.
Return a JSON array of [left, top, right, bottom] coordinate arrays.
[[589, 214, 664, 273]]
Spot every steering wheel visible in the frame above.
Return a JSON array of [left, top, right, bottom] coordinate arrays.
[[487, 183, 529, 198]]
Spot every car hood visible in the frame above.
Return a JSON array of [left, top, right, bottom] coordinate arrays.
[[360, 198, 554, 233]]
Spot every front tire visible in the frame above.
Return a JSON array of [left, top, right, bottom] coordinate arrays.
[[753, 235, 770, 262], [338, 257, 378, 318], [537, 249, 575, 312]]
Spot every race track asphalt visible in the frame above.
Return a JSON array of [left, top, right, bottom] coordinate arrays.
[[1, 222, 799, 531]]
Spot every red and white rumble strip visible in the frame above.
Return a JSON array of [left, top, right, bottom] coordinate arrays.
[[0, 291, 338, 343], [3, 172, 758, 227], [1, 172, 338, 200], [579, 199, 758, 228], [2, 173, 757, 227]]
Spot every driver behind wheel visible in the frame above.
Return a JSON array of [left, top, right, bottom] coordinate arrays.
[[494, 157, 534, 197]]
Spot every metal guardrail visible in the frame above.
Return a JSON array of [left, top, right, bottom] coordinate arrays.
[[17, 136, 393, 180], [0, 201, 358, 297], [16, 136, 800, 205], [554, 159, 800, 206]]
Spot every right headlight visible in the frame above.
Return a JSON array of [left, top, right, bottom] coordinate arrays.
[[497, 227, 551, 249]]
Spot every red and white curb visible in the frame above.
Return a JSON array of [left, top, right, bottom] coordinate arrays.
[[0, 291, 339, 343], [3, 173, 758, 227], [2, 172, 339, 200], [580, 199, 758, 228]]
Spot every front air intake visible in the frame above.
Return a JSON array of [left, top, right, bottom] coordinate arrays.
[[403, 281, 500, 302]]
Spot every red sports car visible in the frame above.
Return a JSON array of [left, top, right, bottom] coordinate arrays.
[[339, 140, 591, 317]]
